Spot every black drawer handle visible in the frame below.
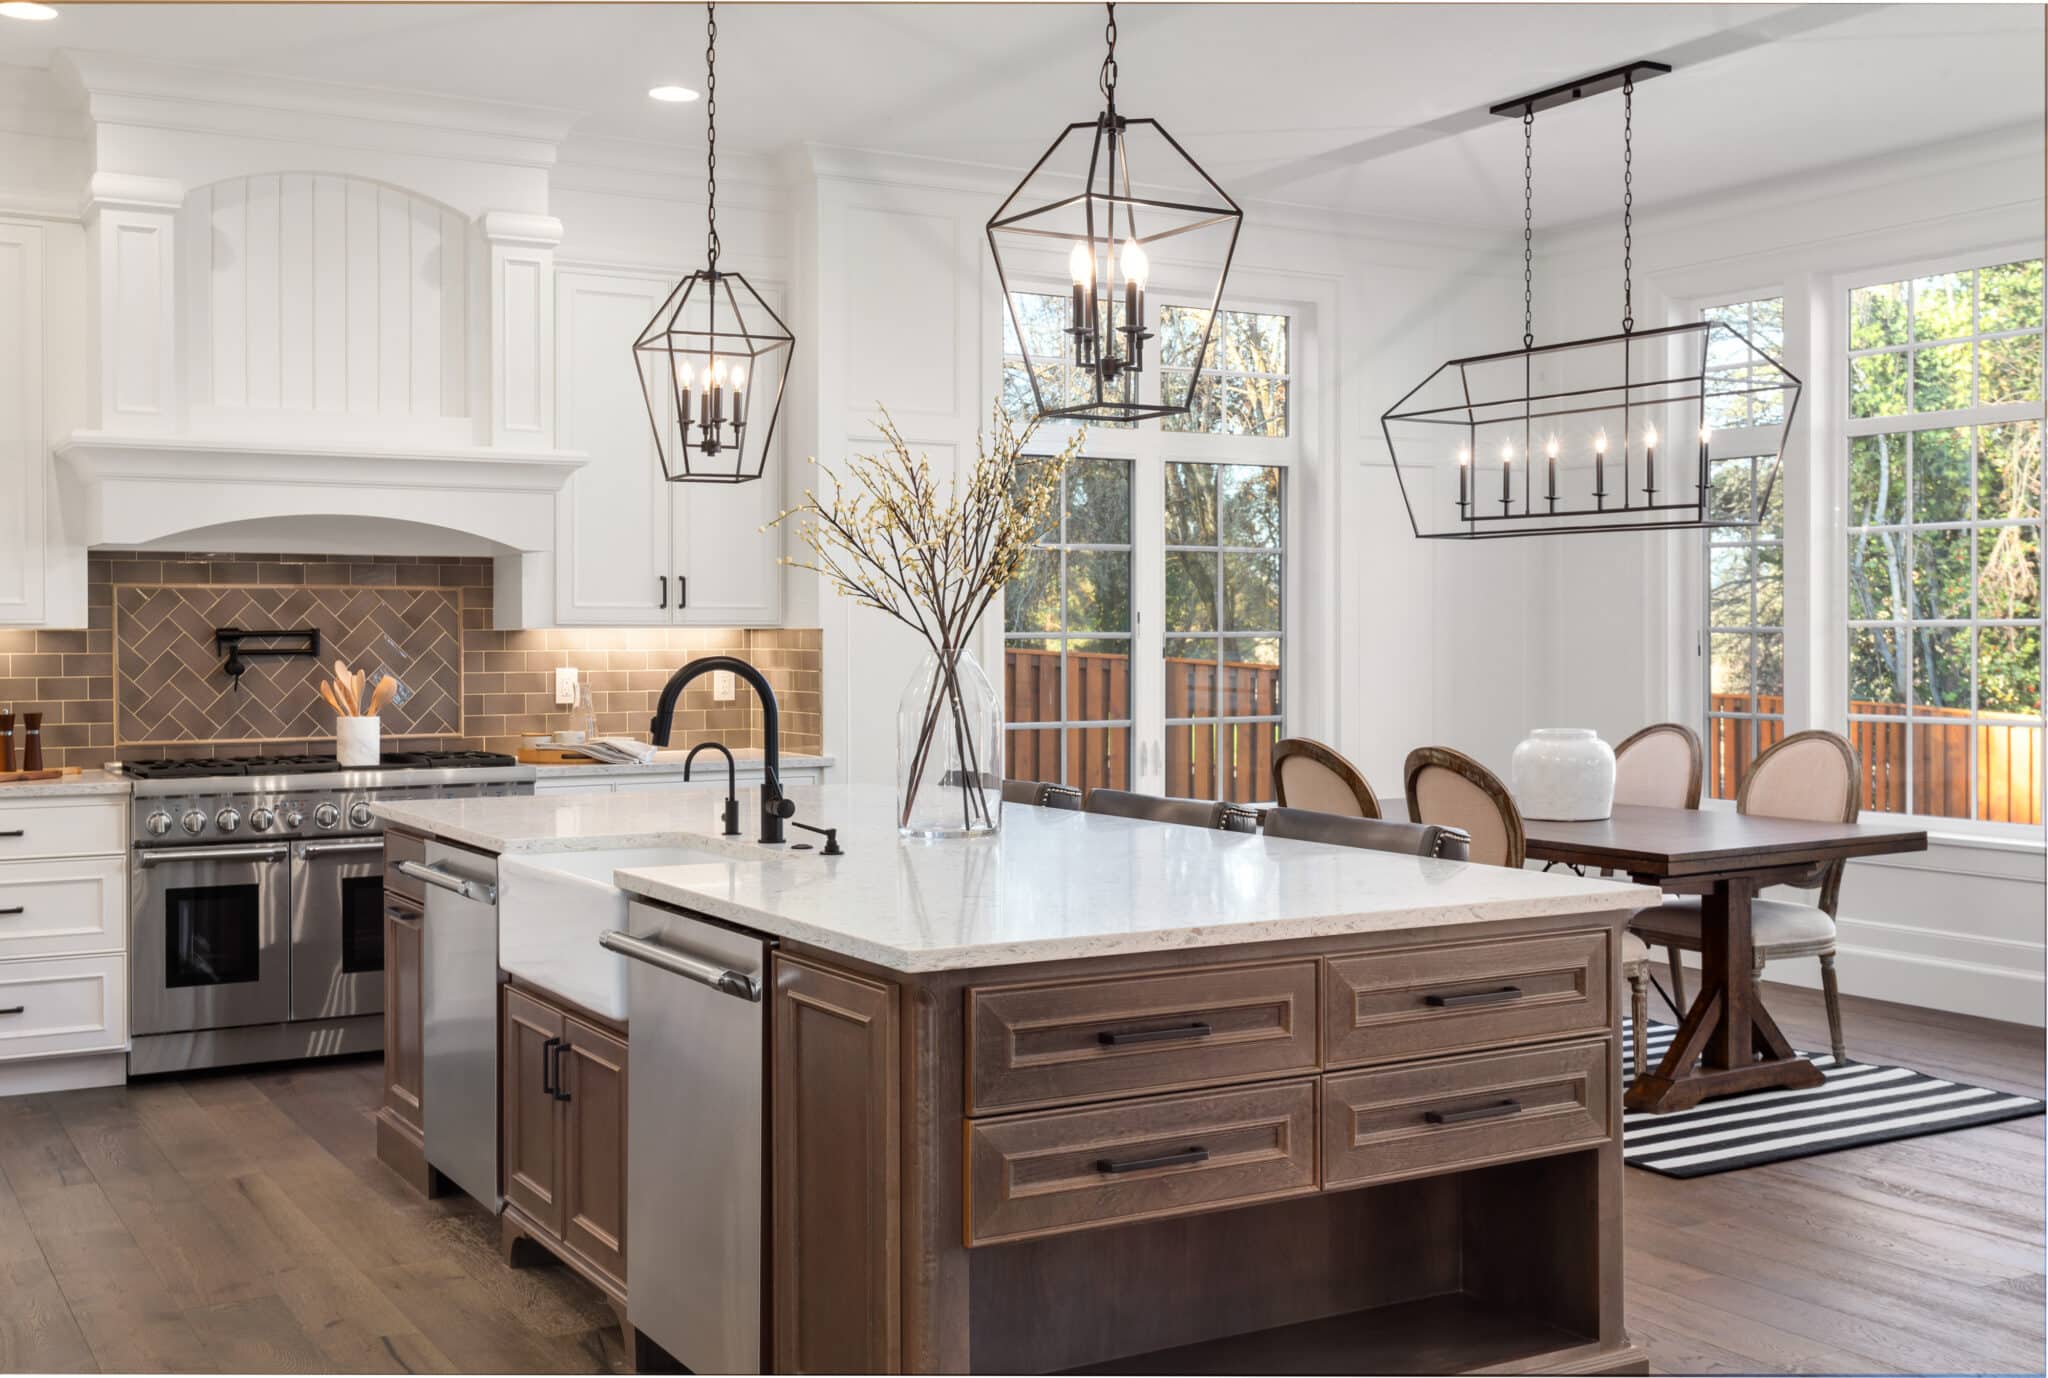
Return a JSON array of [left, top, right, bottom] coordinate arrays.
[[1098, 1021, 1212, 1047], [1098, 1145, 1208, 1174], [551, 1041, 572, 1103], [1425, 1099, 1522, 1126], [0, 830, 22, 839], [1424, 985, 1523, 1009], [0, 1006, 23, 1016], [541, 1036, 560, 1096], [0, 905, 22, 916]]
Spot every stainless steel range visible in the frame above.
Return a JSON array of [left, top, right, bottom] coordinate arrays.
[[117, 751, 534, 1075]]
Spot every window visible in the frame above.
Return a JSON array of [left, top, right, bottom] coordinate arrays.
[[1161, 306, 1291, 436], [1001, 291, 1132, 428], [1003, 456, 1133, 792], [1844, 255, 2043, 823], [1700, 297, 1789, 798], [1164, 462, 1284, 802]]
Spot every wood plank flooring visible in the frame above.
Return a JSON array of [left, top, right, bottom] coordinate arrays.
[[0, 981, 2038, 1374]]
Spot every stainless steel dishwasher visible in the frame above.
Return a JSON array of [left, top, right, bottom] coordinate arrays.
[[397, 842, 502, 1211], [602, 900, 770, 1375]]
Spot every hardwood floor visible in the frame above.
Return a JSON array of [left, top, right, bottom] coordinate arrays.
[[0, 980, 2038, 1374]]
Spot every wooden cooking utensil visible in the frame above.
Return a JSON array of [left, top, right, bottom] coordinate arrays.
[[332, 660, 358, 714], [318, 680, 343, 715], [366, 676, 395, 718]]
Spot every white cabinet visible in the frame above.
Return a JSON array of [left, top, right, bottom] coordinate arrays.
[[554, 265, 783, 628], [0, 220, 45, 625]]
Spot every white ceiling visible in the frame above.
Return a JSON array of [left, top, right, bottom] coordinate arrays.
[[1, 2, 2039, 227]]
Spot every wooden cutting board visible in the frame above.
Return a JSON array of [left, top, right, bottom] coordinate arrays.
[[0, 767, 81, 784], [516, 748, 605, 765]]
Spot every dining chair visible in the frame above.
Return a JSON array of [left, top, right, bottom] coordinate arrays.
[[1613, 722, 1704, 809], [1001, 779, 1083, 810], [1628, 729, 1859, 1063], [1262, 807, 1471, 861], [1402, 747, 1525, 868], [1084, 788, 1232, 830], [1622, 931, 1653, 1078], [1272, 737, 1381, 818]]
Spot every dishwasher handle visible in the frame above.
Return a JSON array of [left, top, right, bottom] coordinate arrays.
[[395, 859, 497, 906], [601, 929, 761, 1002]]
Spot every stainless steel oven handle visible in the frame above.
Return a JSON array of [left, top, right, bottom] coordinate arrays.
[[395, 859, 497, 906], [600, 929, 761, 1002], [295, 838, 387, 860], [136, 844, 289, 868]]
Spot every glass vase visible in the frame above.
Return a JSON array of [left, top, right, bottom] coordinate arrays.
[[897, 647, 1002, 839]]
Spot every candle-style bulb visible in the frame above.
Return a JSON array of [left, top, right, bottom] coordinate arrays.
[[711, 359, 728, 387], [1699, 423, 1711, 444], [1119, 238, 1149, 289], [1458, 447, 1471, 468], [730, 364, 747, 390], [1594, 430, 1608, 455], [1644, 425, 1659, 449], [1545, 436, 1560, 459], [1069, 241, 1094, 286], [1500, 439, 1515, 465]]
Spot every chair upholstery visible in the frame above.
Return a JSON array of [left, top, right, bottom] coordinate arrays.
[[1613, 723, 1703, 810], [1403, 747, 1524, 869], [1272, 737, 1380, 819], [1001, 779, 1083, 810], [1084, 788, 1231, 830], [1630, 895, 1837, 952], [1262, 807, 1471, 860]]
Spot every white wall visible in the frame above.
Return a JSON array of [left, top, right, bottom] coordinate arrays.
[[1528, 125, 2046, 1025]]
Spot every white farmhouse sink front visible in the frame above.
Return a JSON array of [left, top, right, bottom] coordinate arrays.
[[496, 846, 716, 1019]]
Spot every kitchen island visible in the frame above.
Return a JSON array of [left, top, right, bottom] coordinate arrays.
[[374, 783, 1656, 1376]]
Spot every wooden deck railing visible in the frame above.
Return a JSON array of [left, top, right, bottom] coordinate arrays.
[[1710, 694, 2042, 824]]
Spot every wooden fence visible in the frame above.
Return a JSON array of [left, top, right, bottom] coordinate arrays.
[[1005, 647, 1281, 802], [1710, 694, 2041, 824]]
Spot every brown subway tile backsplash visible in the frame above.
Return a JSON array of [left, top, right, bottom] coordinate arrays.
[[2, 551, 823, 769]]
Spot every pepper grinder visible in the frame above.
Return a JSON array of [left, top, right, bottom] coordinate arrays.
[[0, 710, 13, 773], [21, 711, 42, 772]]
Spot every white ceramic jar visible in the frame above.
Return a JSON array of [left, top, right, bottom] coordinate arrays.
[[1510, 728, 1616, 821], [337, 716, 381, 768]]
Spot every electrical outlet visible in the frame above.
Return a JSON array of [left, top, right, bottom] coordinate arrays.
[[712, 669, 737, 702], [555, 666, 579, 706]]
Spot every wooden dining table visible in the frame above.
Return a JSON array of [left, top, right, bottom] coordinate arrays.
[[1522, 804, 1928, 1114]]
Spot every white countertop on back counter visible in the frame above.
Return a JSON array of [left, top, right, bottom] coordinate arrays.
[[374, 782, 1659, 974], [0, 769, 132, 799], [531, 749, 835, 781]]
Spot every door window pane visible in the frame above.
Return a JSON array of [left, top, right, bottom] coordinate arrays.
[[1697, 387, 1787, 801], [1160, 307, 1291, 437]]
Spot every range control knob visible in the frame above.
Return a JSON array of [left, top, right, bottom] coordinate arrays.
[[215, 807, 242, 834], [281, 806, 305, 830], [312, 802, 341, 830], [144, 811, 173, 837], [180, 809, 208, 835], [247, 807, 275, 833], [348, 801, 375, 829]]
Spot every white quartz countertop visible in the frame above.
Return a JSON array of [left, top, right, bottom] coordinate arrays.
[[375, 783, 1658, 974], [532, 750, 835, 780], [0, 769, 132, 799]]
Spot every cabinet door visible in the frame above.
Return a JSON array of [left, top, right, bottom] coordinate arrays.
[[381, 900, 426, 1135], [561, 1015, 629, 1286], [0, 220, 44, 625], [771, 954, 899, 1374], [554, 267, 674, 625], [502, 986, 565, 1235], [672, 476, 781, 626]]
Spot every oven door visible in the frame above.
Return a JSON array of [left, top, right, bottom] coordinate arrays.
[[290, 836, 388, 1022], [133, 842, 291, 1036]]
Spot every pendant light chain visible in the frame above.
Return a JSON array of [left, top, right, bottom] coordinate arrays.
[[1099, 3, 1118, 106], [1620, 76, 1634, 333], [1522, 107, 1535, 350], [704, 1, 720, 270]]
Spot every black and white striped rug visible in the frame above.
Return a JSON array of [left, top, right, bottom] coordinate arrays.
[[1622, 1019, 2044, 1179]]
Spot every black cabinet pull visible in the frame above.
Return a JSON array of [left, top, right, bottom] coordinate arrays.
[[1424, 1099, 1522, 1126], [1423, 985, 1523, 1009], [541, 1035, 560, 1096], [1098, 1145, 1207, 1174], [677, 575, 687, 609], [551, 1042, 572, 1103], [0, 1006, 23, 1016], [1098, 1021, 1213, 1047], [0, 830, 21, 839], [658, 575, 669, 610], [0, 905, 22, 916]]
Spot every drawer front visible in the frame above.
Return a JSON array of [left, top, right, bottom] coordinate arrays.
[[0, 855, 125, 959], [0, 798, 124, 861], [1323, 1039, 1611, 1188], [0, 953, 128, 1061], [967, 959, 1320, 1113], [1324, 929, 1611, 1068], [965, 1079, 1318, 1245], [384, 829, 427, 902]]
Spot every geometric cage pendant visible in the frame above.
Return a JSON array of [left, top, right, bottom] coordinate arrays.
[[634, 267, 794, 484]]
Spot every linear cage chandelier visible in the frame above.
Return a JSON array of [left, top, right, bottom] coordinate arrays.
[[634, 2, 793, 483], [986, 3, 1243, 425], [1381, 61, 1802, 539]]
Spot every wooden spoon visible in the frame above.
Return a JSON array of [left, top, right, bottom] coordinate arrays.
[[366, 676, 395, 719], [318, 680, 344, 716], [332, 660, 357, 714]]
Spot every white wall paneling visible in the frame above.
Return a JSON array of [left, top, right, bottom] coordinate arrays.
[[84, 173, 182, 434], [0, 219, 46, 624], [481, 211, 561, 449]]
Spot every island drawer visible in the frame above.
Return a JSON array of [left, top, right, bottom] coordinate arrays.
[[384, 829, 427, 902], [965, 959, 1321, 1113], [1322, 1038, 1611, 1188], [1322, 929, 1611, 1068], [963, 1078, 1318, 1245]]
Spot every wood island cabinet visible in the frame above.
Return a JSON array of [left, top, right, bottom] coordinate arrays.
[[375, 830, 436, 1195]]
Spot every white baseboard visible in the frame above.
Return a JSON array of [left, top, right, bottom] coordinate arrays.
[[0, 1050, 127, 1097]]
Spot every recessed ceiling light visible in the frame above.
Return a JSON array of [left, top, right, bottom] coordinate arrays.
[[0, 3, 59, 20], [648, 85, 699, 103]]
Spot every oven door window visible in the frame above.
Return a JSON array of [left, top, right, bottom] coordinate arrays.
[[164, 884, 263, 988], [341, 873, 386, 974]]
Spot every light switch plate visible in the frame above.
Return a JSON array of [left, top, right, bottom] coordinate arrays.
[[712, 669, 737, 701], [555, 666, 579, 706]]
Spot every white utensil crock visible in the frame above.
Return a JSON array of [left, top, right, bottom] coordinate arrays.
[[337, 716, 381, 767], [1510, 728, 1616, 821]]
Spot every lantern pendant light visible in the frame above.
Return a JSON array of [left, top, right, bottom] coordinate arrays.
[[1380, 61, 1802, 539], [634, 2, 794, 484], [987, 3, 1243, 425]]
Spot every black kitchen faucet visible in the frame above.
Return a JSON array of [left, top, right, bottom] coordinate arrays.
[[649, 656, 795, 844]]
